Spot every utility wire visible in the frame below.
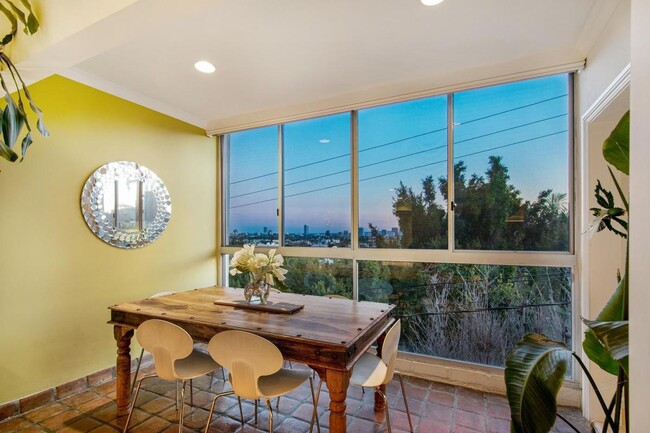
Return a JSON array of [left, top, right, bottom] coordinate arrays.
[[229, 94, 568, 185], [229, 129, 567, 209], [393, 300, 571, 318], [230, 112, 567, 200]]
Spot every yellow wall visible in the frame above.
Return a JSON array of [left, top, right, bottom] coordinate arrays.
[[0, 75, 216, 404]]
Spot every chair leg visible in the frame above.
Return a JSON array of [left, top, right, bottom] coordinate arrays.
[[203, 390, 235, 433], [376, 388, 391, 433], [190, 378, 194, 407], [178, 380, 186, 433], [123, 374, 156, 433], [276, 396, 280, 409], [308, 377, 321, 433], [265, 399, 274, 433], [254, 399, 258, 424], [309, 379, 323, 433], [397, 372, 414, 433], [130, 348, 145, 395], [237, 397, 244, 426]]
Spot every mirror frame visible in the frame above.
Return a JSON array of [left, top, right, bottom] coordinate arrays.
[[80, 161, 172, 248]]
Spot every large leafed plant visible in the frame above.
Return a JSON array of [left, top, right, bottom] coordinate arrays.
[[504, 111, 630, 433], [0, 0, 48, 165]]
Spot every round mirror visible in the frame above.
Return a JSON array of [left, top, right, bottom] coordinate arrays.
[[81, 161, 171, 248]]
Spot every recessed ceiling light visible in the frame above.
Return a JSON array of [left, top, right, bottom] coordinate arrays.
[[194, 61, 216, 74], [319, 139, 330, 143], [421, 0, 445, 5]]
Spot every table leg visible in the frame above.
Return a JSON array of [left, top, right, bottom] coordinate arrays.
[[326, 369, 350, 433], [374, 331, 387, 413], [114, 325, 134, 416]]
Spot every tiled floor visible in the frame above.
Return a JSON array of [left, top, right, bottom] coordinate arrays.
[[0, 364, 589, 433]]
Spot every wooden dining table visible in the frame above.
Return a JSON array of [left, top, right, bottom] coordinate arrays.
[[108, 286, 395, 433]]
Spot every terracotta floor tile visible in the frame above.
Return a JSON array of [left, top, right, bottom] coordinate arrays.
[[1, 372, 591, 433], [23, 402, 69, 423], [0, 417, 34, 433]]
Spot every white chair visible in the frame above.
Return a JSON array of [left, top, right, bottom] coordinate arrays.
[[123, 319, 220, 433], [130, 292, 225, 396], [309, 319, 413, 433], [204, 330, 321, 433]]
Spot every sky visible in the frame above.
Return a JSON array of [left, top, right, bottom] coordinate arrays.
[[226, 74, 569, 235]]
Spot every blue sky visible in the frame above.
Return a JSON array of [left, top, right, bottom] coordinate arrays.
[[227, 74, 569, 235]]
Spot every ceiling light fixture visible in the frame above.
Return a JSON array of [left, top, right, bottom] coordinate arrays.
[[194, 61, 216, 74], [421, 0, 445, 5], [319, 139, 330, 143]]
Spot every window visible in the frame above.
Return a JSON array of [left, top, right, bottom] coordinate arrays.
[[220, 73, 575, 370], [225, 255, 353, 298], [359, 261, 571, 367], [453, 75, 570, 251], [358, 96, 448, 249], [224, 126, 278, 246], [283, 113, 351, 247]]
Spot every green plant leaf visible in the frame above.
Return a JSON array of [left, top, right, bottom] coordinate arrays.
[[583, 319, 629, 376], [0, 139, 19, 162], [2, 93, 26, 149], [603, 111, 630, 175], [505, 334, 571, 433], [0, 2, 17, 45], [16, 0, 39, 33], [583, 273, 627, 374]]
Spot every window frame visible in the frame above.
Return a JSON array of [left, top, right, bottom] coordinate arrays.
[[218, 72, 578, 380]]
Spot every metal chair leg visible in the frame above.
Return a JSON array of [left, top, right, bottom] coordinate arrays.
[[203, 390, 235, 433], [130, 348, 145, 395], [237, 397, 244, 425], [178, 381, 186, 433], [123, 374, 156, 433], [189, 378, 194, 406], [266, 399, 274, 432], [397, 372, 414, 432], [254, 399, 258, 424], [308, 377, 321, 433], [309, 379, 323, 433]]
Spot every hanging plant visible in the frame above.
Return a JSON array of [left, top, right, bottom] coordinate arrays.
[[0, 0, 48, 165]]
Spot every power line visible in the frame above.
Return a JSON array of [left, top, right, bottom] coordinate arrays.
[[230, 113, 567, 199], [393, 300, 570, 318], [229, 94, 568, 185], [229, 130, 567, 209]]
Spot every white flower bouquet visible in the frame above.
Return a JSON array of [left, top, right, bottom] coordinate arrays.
[[229, 244, 288, 302]]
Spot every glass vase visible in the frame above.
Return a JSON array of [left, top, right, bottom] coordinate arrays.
[[244, 276, 270, 304]]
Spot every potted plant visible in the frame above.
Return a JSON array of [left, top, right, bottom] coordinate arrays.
[[504, 111, 630, 433], [0, 0, 48, 166]]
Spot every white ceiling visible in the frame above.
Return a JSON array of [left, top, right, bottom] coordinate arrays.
[[44, 0, 619, 133]]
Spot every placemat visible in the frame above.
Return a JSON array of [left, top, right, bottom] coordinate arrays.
[[214, 299, 304, 314]]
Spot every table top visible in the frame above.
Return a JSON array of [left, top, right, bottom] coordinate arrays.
[[109, 286, 395, 370]]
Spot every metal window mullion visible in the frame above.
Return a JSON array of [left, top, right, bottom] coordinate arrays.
[[351, 111, 359, 300], [219, 134, 229, 286], [447, 94, 455, 252], [278, 125, 285, 247]]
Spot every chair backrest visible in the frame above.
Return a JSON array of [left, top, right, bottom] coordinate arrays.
[[380, 319, 401, 385], [207, 330, 284, 399], [136, 319, 194, 381]]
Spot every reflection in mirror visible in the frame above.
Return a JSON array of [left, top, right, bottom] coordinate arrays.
[[81, 161, 171, 248]]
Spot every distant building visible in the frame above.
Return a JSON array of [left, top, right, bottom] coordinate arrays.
[[343, 230, 349, 237], [358, 227, 364, 238], [303, 224, 309, 236], [392, 227, 399, 236], [325, 230, 330, 236], [263, 226, 268, 233], [381, 229, 387, 236]]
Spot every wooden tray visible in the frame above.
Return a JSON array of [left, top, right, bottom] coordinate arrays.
[[214, 299, 304, 314]]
